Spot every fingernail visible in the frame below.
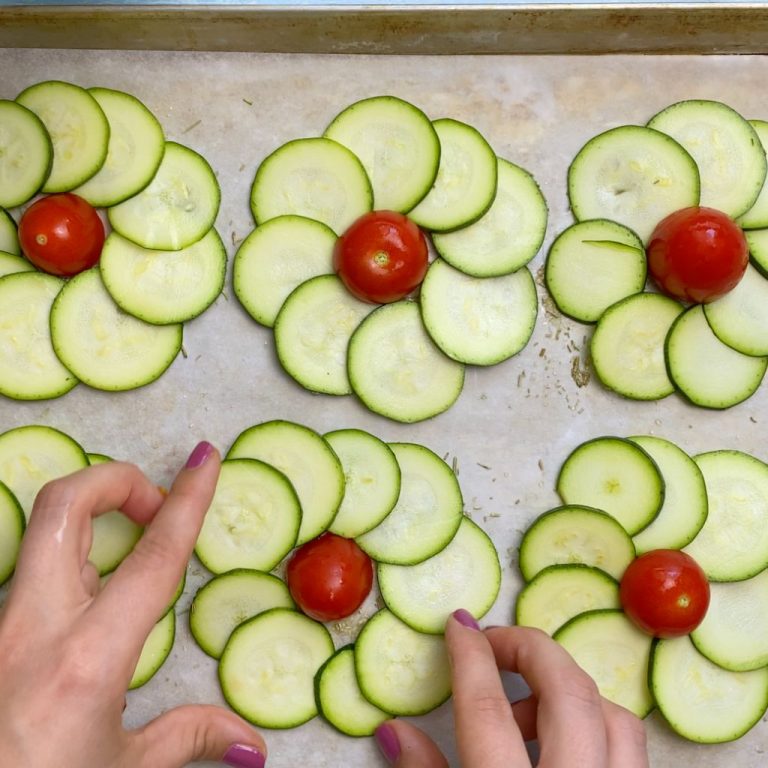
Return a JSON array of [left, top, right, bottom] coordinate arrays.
[[452, 608, 481, 630], [223, 743, 266, 768], [185, 441, 214, 469], [375, 722, 401, 764]]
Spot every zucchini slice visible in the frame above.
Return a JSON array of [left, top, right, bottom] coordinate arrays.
[[555, 609, 654, 718], [0, 251, 34, 278], [737, 119, 768, 230], [324, 95, 440, 213], [0, 208, 20, 255], [545, 219, 646, 323], [355, 609, 451, 716], [648, 99, 766, 219], [129, 608, 176, 690], [194, 458, 301, 574], [233, 215, 336, 329], [568, 124, 700, 243], [432, 157, 547, 277], [515, 564, 620, 636], [227, 420, 344, 547], [420, 259, 537, 366], [189, 569, 294, 659], [356, 442, 463, 566], [347, 300, 465, 423], [315, 646, 389, 737], [683, 450, 768, 581], [219, 608, 334, 729], [556, 436, 664, 536], [250, 137, 372, 235], [627, 436, 708, 554], [0, 271, 78, 401], [378, 517, 501, 634], [323, 428, 401, 539], [50, 268, 182, 392], [651, 635, 768, 743], [407, 117, 497, 233], [518, 505, 635, 582], [0, 480, 24, 586]]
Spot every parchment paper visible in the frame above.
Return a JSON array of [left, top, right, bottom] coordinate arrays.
[[0, 47, 766, 767]]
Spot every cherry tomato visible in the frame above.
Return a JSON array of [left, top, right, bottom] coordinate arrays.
[[333, 210, 429, 303], [18, 193, 105, 277], [646, 206, 748, 303], [285, 532, 373, 622], [619, 549, 710, 638]]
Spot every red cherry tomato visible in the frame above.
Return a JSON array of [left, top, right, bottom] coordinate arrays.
[[619, 549, 710, 638], [333, 210, 429, 303], [18, 193, 105, 277], [646, 206, 748, 303], [285, 532, 373, 622]]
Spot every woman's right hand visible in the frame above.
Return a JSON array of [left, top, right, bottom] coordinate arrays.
[[375, 614, 649, 768]]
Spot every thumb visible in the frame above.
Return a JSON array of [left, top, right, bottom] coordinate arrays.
[[133, 703, 267, 768], [375, 720, 449, 768]]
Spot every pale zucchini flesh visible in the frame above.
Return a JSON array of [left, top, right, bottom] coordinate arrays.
[[737, 120, 768, 229], [554, 609, 654, 718], [194, 458, 301, 574], [108, 141, 220, 251], [73, 87, 165, 207], [407, 118, 497, 232], [746, 228, 768, 277], [324, 428, 401, 539], [691, 568, 768, 672], [432, 157, 547, 276], [544, 218, 646, 323], [377, 517, 501, 634], [0, 424, 88, 519], [50, 268, 183, 391], [219, 608, 335, 729], [99, 228, 227, 325], [315, 646, 389, 737], [703, 262, 768, 357], [0, 272, 78, 400], [250, 137, 373, 236], [651, 635, 768, 743], [590, 292, 683, 401], [515, 564, 620, 636], [556, 436, 664, 536], [648, 99, 767, 219], [274, 274, 376, 396], [628, 435, 708, 554], [665, 304, 768, 409], [355, 609, 451, 716], [347, 300, 465, 423], [129, 608, 176, 689], [518, 505, 636, 581], [568, 124, 700, 243], [0, 251, 34, 277], [226, 420, 344, 547], [0, 99, 52, 207], [189, 569, 295, 659], [683, 450, 768, 581], [356, 442, 463, 566], [420, 259, 537, 366], [86, 453, 143, 576], [0, 208, 20, 255], [324, 95, 440, 213], [16, 79, 109, 193], [232, 214, 336, 328]]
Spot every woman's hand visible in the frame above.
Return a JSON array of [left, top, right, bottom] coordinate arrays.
[[0, 442, 267, 768], [375, 612, 648, 768]]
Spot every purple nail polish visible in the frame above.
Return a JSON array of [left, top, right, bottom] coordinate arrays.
[[185, 441, 214, 469], [222, 743, 266, 768], [375, 723, 401, 764], [452, 608, 481, 630]]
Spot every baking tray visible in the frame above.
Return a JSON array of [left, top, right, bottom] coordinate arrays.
[[1, 11, 768, 767], [2, 3, 768, 54]]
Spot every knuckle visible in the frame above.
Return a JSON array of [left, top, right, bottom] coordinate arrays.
[[464, 691, 512, 725], [562, 669, 602, 711], [611, 706, 648, 747]]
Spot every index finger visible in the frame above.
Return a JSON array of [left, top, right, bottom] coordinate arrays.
[[485, 626, 609, 767], [11, 461, 165, 609], [90, 441, 220, 659], [445, 611, 530, 768]]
